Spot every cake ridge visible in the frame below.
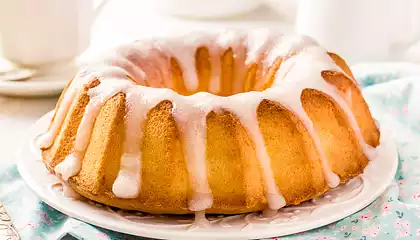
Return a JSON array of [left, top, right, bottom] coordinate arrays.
[[38, 30, 380, 224]]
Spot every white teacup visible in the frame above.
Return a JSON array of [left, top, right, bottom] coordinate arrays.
[[0, 0, 107, 70], [295, 0, 420, 63]]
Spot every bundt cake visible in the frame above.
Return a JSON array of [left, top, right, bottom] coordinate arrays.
[[38, 30, 380, 223]]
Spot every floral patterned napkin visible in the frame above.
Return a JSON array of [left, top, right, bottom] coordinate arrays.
[[2, 62, 420, 240]]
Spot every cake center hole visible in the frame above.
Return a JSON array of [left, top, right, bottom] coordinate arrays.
[[130, 47, 280, 96]]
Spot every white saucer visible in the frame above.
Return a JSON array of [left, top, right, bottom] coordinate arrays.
[[0, 70, 72, 97], [0, 57, 77, 97], [17, 112, 398, 239]]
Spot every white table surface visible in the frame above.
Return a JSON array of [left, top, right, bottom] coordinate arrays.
[[1, 0, 420, 171]]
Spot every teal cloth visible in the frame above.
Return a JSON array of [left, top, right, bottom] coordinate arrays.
[[2, 62, 420, 240]]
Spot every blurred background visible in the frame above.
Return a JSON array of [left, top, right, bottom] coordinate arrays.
[[2, 0, 420, 92], [2, 0, 420, 93]]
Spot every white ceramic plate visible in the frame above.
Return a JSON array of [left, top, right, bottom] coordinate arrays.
[[17, 112, 398, 239]]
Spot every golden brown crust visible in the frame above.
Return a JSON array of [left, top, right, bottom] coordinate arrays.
[[206, 110, 266, 213], [301, 89, 369, 181], [328, 52, 355, 80], [170, 57, 189, 95], [71, 99, 191, 214], [47, 77, 75, 131], [220, 48, 234, 96], [71, 93, 126, 195], [258, 57, 283, 91], [42, 90, 90, 169], [321, 71, 380, 147], [244, 63, 258, 92], [258, 100, 329, 205], [195, 47, 212, 93], [139, 100, 190, 213]]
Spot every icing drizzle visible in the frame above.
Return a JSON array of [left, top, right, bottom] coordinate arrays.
[[39, 30, 379, 223]]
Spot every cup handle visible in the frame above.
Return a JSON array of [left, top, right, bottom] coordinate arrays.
[[93, 0, 112, 19], [390, 0, 420, 57]]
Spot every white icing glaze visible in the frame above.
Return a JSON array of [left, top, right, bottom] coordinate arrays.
[[245, 29, 272, 65], [191, 211, 211, 229], [112, 153, 141, 198], [39, 30, 380, 224], [172, 96, 214, 211], [231, 44, 247, 94], [345, 89, 353, 108], [112, 90, 146, 198], [50, 180, 83, 200], [55, 153, 80, 181], [208, 45, 222, 94], [55, 79, 134, 181], [38, 86, 78, 149], [220, 95, 286, 209]]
